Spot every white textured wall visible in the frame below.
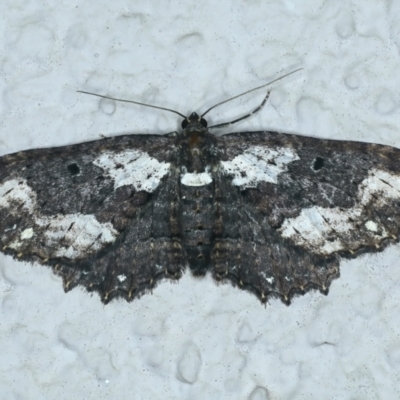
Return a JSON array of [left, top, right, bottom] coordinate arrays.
[[1, 1, 400, 399]]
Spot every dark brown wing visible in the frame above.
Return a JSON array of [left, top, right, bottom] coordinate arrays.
[[0, 134, 184, 303], [212, 131, 400, 304]]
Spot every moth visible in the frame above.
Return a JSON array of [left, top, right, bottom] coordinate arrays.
[[1, 70, 400, 305]]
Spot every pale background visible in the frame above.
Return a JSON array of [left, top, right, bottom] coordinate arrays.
[[1, 1, 400, 399]]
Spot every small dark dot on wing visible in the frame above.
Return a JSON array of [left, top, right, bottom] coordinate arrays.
[[67, 163, 80, 175], [312, 157, 324, 171]]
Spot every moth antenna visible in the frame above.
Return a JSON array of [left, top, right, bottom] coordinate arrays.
[[201, 68, 303, 118], [209, 90, 271, 129], [77, 90, 186, 119]]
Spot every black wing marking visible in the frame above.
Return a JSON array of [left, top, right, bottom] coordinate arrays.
[[214, 131, 400, 304], [0, 134, 185, 303]]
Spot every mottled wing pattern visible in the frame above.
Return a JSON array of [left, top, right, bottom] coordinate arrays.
[[214, 131, 400, 304], [0, 134, 184, 302]]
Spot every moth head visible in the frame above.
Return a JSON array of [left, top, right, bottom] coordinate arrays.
[[181, 112, 208, 129]]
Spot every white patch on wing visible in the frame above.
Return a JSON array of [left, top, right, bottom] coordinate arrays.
[[20, 228, 34, 239], [93, 149, 170, 192], [220, 145, 299, 188], [358, 169, 400, 205], [181, 172, 213, 186], [35, 214, 117, 259], [0, 179, 118, 259], [0, 179, 36, 211], [279, 206, 361, 254], [261, 272, 274, 285], [5, 224, 16, 232], [365, 220, 378, 232], [279, 168, 400, 255]]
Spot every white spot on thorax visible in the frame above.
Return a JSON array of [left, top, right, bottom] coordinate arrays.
[[117, 274, 127, 283], [181, 171, 213, 186], [220, 145, 299, 188], [93, 149, 170, 192], [279, 168, 400, 255]]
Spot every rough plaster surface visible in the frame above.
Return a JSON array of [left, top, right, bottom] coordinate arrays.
[[1, 1, 400, 399]]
